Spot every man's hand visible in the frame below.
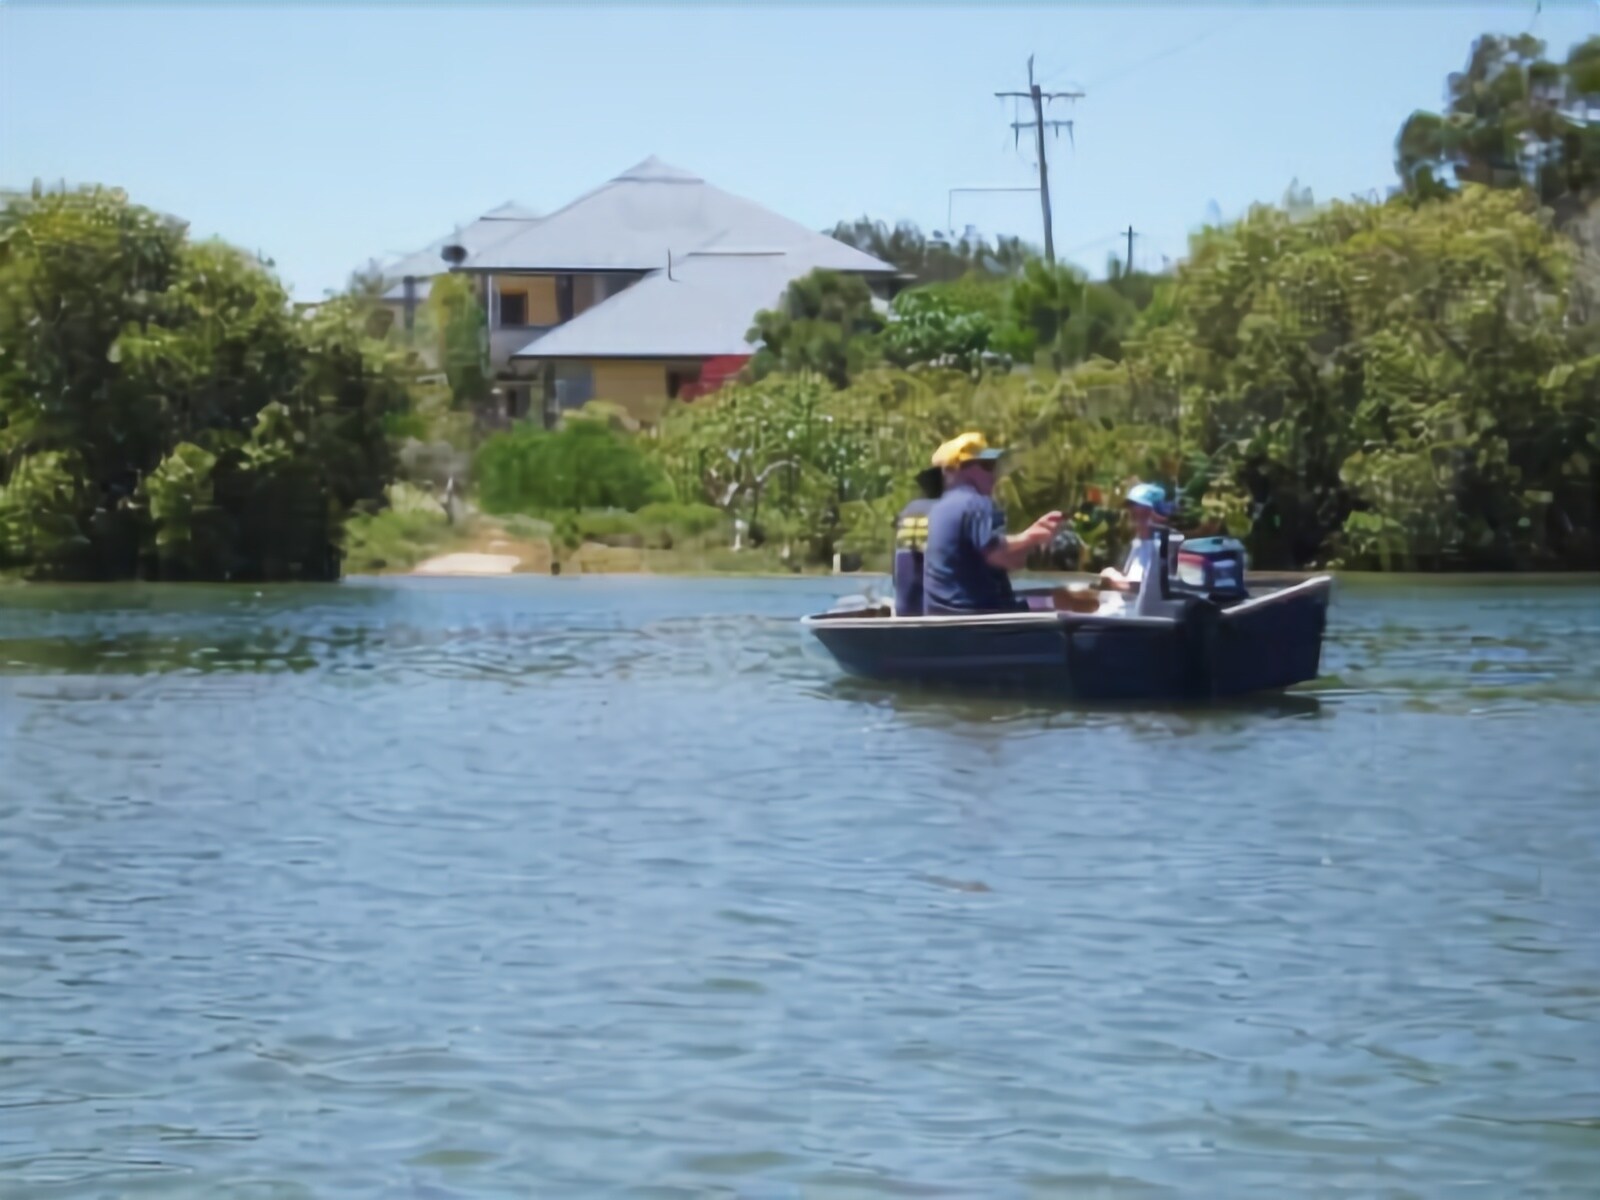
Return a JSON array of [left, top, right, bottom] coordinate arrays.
[[986, 511, 1065, 570], [1099, 566, 1131, 592], [1024, 511, 1063, 549]]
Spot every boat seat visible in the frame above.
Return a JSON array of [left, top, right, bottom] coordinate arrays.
[[893, 547, 925, 616]]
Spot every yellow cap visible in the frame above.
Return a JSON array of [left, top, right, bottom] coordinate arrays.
[[931, 432, 1006, 469]]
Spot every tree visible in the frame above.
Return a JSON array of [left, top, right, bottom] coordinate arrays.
[[1398, 34, 1600, 207], [828, 217, 1034, 283], [0, 185, 411, 581], [425, 271, 490, 408], [880, 287, 1000, 374], [746, 270, 885, 387], [474, 419, 668, 514], [1005, 259, 1142, 367], [1133, 185, 1596, 570]]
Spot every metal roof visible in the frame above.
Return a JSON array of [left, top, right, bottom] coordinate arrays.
[[378, 201, 541, 289], [510, 250, 838, 361], [466, 156, 896, 276]]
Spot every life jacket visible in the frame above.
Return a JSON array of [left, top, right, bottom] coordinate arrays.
[[893, 498, 937, 616]]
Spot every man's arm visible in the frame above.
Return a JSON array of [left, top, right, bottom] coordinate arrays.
[[983, 511, 1063, 570]]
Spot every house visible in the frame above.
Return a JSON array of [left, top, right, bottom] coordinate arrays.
[[401, 157, 899, 423], [376, 201, 541, 339], [507, 248, 880, 418]]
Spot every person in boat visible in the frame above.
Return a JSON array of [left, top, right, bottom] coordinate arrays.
[[1099, 481, 1169, 593], [922, 432, 1062, 616], [891, 465, 944, 616]]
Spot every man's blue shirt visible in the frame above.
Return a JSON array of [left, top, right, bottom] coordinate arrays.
[[923, 483, 1019, 614]]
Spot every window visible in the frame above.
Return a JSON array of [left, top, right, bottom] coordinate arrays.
[[499, 291, 528, 328], [667, 367, 700, 400], [553, 364, 594, 409]]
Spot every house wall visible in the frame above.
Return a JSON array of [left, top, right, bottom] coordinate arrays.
[[487, 272, 644, 327], [590, 360, 668, 408], [490, 274, 560, 326], [545, 358, 703, 425]]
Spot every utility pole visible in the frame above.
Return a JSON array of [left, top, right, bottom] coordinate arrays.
[[996, 55, 1083, 265], [1124, 226, 1137, 274]]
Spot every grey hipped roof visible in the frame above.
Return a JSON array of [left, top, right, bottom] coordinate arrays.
[[511, 249, 858, 361], [379, 201, 540, 300], [466, 157, 895, 276]]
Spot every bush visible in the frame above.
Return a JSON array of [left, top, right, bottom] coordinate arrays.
[[571, 510, 643, 547], [474, 421, 668, 514], [342, 506, 454, 574], [0, 185, 410, 582], [635, 502, 730, 549]]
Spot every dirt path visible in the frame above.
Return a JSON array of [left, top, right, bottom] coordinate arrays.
[[409, 518, 555, 576], [411, 552, 523, 576]]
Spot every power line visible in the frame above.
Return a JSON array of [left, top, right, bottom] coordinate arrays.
[[1061, 231, 1124, 258], [1082, 13, 1256, 94], [995, 54, 1083, 266]]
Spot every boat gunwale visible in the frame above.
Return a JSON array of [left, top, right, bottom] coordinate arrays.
[[801, 575, 1335, 633]]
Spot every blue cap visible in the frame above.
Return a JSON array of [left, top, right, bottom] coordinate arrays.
[[1126, 482, 1166, 509]]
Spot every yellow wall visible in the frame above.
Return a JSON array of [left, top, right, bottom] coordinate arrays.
[[490, 274, 559, 326], [590, 360, 668, 404]]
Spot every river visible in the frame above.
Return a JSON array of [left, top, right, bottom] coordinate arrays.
[[2, 576, 1597, 1198]]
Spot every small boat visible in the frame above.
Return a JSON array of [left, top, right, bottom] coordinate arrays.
[[801, 531, 1332, 702]]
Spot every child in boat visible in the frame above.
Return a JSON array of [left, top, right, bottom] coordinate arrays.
[[1099, 482, 1169, 593]]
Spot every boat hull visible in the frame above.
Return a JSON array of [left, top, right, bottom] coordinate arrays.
[[802, 577, 1332, 702]]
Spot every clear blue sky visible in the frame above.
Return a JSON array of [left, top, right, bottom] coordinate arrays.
[[3, 2, 1597, 301]]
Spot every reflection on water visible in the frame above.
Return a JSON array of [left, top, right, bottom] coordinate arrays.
[[1, 575, 1598, 1197]]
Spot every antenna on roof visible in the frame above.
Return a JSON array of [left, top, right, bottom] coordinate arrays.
[[667, 249, 676, 281]]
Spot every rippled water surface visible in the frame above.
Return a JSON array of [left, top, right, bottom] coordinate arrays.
[[3, 575, 1598, 1198]]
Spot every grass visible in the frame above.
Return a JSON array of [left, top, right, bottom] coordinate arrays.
[[342, 507, 469, 574]]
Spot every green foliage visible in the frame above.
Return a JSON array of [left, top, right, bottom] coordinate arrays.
[[141, 442, 224, 576], [651, 365, 1180, 567], [342, 504, 454, 574], [1134, 183, 1595, 569], [426, 271, 490, 408], [881, 287, 999, 373], [828, 218, 1035, 283], [746, 270, 885, 387], [0, 451, 91, 575], [1398, 33, 1600, 205], [0, 184, 410, 581], [473, 420, 669, 515], [635, 502, 729, 546], [656, 173, 1598, 573], [1005, 259, 1141, 368]]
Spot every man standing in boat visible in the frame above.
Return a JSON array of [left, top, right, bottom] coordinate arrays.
[[922, 432, 1062, 615]]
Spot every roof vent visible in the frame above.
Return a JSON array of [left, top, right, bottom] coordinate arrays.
[[440, 244, 468, 266]]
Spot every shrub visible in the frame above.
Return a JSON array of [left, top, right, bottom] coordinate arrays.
[[342, 506, 455, 574], [474, 421, 668, 514]]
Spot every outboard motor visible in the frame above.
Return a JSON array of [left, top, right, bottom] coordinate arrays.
[[1173, 536, 1250, 605], [1138, 527, 1240, 700]]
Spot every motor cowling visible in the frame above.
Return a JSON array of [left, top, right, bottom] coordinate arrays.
[[1173, 536, 1250, 604]]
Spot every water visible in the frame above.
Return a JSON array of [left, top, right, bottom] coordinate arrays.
[[2, 575, 1597, 1199]]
